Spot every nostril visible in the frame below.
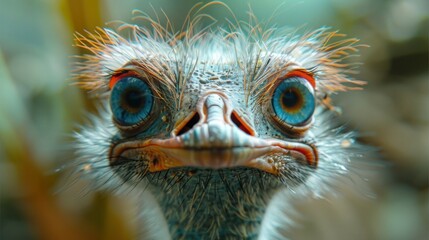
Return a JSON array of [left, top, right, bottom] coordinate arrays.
[[175, 112, 200, 136], [231, 111, 256, 136]]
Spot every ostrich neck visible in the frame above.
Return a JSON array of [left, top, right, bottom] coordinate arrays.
[[151, 169, 277, 239]]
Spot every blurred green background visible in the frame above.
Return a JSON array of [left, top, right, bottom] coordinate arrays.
[[0, 0, 427, 239]]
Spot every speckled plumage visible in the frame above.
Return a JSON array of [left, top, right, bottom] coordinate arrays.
[[73, 4, 366, 239]]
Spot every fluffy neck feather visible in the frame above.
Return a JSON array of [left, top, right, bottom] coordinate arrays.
[[149, 168, 279, 239]]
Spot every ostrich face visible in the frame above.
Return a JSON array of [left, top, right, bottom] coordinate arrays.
[[109, 60, 317, 187], [74, 11, 364, 238]]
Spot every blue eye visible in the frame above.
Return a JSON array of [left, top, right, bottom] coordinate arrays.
[[110, 77, 154, 126], [271, 77, 315, 126]]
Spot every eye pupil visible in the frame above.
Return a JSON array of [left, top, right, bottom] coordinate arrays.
[[282, 88, 300, 108], [123, 89, 145, 111]]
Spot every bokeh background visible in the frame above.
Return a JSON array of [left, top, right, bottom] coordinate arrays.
[[0, 0, 427, 239]]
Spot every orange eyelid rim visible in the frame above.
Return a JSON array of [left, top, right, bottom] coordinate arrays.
[[283, 70, 316, 89], [109, 70, 140, 89]]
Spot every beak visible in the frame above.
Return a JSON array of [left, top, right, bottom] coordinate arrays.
[[111, 92, 317, 175]]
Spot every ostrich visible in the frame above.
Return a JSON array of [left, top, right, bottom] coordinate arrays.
[[73, 5, 365, 239]]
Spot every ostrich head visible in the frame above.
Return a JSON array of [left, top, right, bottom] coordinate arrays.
[[73, 6, 365, 239]]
